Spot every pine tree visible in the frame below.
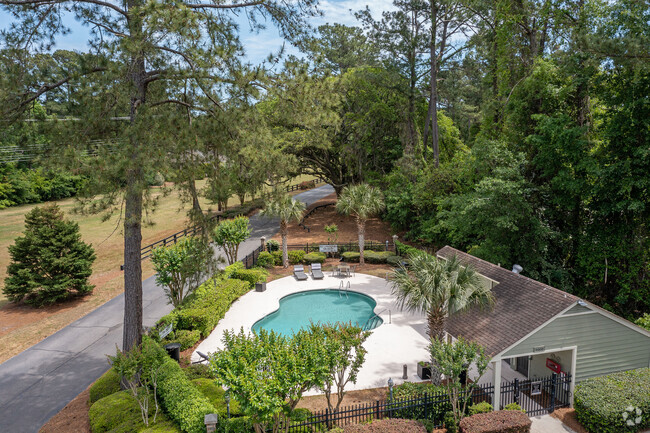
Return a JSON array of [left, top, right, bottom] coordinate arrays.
[[4, 204, 96, 306]]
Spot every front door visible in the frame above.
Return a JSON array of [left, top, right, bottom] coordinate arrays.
[[515, 356, 529, 377]]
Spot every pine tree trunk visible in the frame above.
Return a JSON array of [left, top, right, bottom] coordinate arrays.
[[357, 217, 366, 265], [123, 13, 146, 352]]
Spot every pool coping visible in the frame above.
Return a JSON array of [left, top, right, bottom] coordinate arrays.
[[193, 272, 431, 393]]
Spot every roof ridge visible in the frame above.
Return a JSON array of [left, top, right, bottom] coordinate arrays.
[[437, 245, 579, 302]]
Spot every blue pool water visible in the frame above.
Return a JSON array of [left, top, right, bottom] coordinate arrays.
[[252, 289, 382, 336]]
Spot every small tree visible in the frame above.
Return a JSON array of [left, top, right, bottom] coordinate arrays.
[[212, 216, 251, 265], [260, 194, 305, 268], [151, 237, 218, 307], [108, 338, 166, 427], [311, 323, 370, 413], [324, 224, 339, 244], [210, 328, 328, 433], [4, 204, 96, 306], [336, 184, 385, 265], [429, 338, 490, 429]]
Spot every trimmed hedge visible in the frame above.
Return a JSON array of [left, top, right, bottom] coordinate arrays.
[[574, 368, 650, 433], [386, 255, 402, 266], [341, 252, 360, 263], [256, 251, 275, 269], [161, 278, 251, 337], [266, 239, 280, 252], [395, 240, 420, 257], [89, 390, 179, 433], [191, 378, 243, 418], [271, 250, 283, 265], [303, 252, 326, 264], [157, 357, 217, 433], [163, 329, 201, 351], [89, 367, 121, 403], [230, 267, 268, 286], [288, 250, 306, 265], [364, 250, 393, 264], [183, 364, 215, 380], [458, 410, 531, 433]]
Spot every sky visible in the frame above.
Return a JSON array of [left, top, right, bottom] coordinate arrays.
[[1, 0, 396, 64]]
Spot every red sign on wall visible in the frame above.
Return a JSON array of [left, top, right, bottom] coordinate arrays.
[[546, 358, 561, 373]]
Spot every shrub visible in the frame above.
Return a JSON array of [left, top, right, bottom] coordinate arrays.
[[222, 261, 244, 279], [395, 240, 419, 257], [271, 250, 283, 265], [303, 252, 326, 264], [230, 267, 268, 286], [343, 418, 427, 432], [635, 313, 650, 331], [266, 239, 280, 252], [169, 278, 251, 337], [386, 255, 402, 266], [157, 357, 217, 433], [364, 251, 393, 264], [574, 368, 650, 433], [89, 368, 121, 404], [216, 416, 254, 433], [341, 252, 360, 263], [183, 364, 215, 380], [504, 403, 524, 413], [256, 251, 275, 269], [288, 250, 306, 264], [469, 402, 493, 415], [163, 329, 201, 351], [89, 390, 178, 433], [458, 410, 531, 433], [392, 382, 450, 424], [3, 204, 96, 306], [191, 378, 243, 418]]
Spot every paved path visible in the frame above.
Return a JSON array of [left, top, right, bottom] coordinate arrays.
[[0, 185, 334, 433], [530, 415, 577, 433]]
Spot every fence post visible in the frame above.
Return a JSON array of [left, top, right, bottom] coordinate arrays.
[[424, 393, 429, 420], [306, 242, 309, 253], [550, 373, 557, 413], [325, 408, 330, 429], [376, 400, 380, 420], [513, 378, 519, 405]]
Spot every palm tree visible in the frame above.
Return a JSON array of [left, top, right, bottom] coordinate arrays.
[[336, 184, 385, 265], [390, 251, 494, 384], [261, 193, 305, 268]]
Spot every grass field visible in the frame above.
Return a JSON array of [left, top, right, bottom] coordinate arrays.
[[0, 175, 317, 362]]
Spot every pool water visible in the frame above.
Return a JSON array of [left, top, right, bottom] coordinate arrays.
[[252, 289, 382, 336]]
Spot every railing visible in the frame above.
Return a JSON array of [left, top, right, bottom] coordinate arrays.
[[258, 374, 571, 432], [338, 281, 350, 298], [298, 202, 335, 232], [498, 372, 572, 416], [122, 177, 327, 269], [241, 245, 264, 269], [363, 309, 390, 331]]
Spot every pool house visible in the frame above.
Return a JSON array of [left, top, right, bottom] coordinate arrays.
[[437, 246, 650, 410]]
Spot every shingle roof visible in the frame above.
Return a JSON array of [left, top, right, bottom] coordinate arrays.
[[436, 246, 579, 357]]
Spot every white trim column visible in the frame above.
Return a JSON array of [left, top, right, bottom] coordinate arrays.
[[570, 347, 577, 408], [492, 359, 501, 411]]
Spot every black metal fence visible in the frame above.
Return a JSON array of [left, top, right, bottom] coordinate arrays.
[[241, 245, 264, 269], [262, 374, 571, 432]]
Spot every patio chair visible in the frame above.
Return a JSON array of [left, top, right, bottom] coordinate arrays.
[[293, 265, 308, 281], [349, 265, 356, 277], [311, 263, 324, 279]]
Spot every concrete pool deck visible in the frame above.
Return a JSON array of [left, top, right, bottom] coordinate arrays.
[[193, 272, 431, 394]]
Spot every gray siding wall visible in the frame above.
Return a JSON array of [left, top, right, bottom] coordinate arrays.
[[501, 312, 650, 382]]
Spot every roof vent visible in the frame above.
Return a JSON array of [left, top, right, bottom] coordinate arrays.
[[512, 264, 523, 274]]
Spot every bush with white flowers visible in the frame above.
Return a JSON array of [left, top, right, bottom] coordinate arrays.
[[575, 368, 649, 433]]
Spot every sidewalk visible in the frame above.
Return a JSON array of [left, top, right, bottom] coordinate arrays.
[[0, 184, 334, 433]]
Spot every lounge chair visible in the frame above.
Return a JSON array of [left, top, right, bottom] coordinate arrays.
[[192, 351, 210, 364], [293, 265, 308, 281], [311, 263, 324, 279]]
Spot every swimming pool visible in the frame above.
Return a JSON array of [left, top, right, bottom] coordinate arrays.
[[252, 289, 382, 336]]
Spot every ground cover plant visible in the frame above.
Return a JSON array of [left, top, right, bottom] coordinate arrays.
[[574, 368, 649, 433], [458, 410, 532, 433]]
